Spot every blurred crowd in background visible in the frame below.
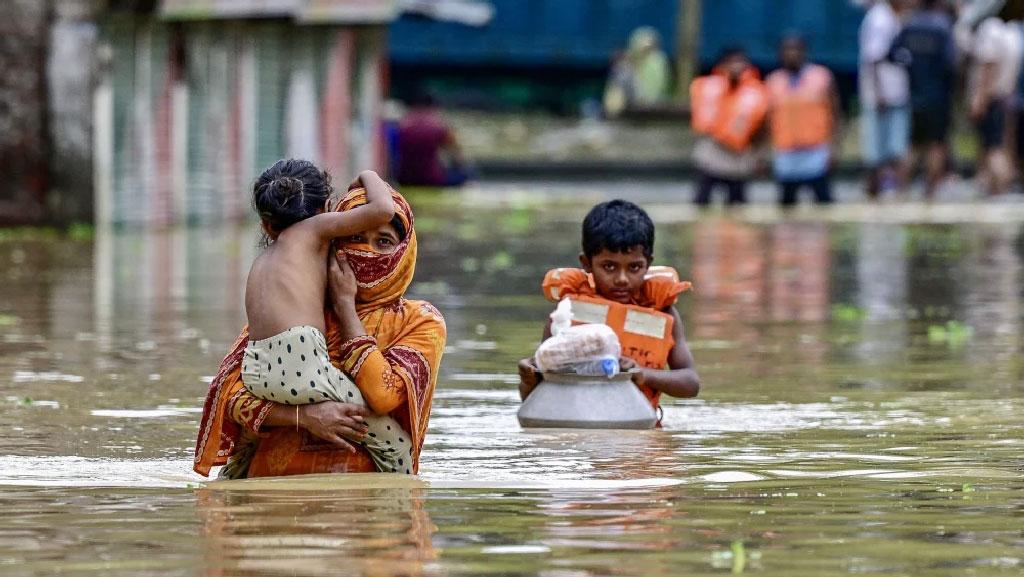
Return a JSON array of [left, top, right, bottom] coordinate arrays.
[[592, 0, 1024, 205], [8, 0, 1024, 226]]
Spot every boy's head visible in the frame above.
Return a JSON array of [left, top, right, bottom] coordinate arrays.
[[579, 200, 655, 304], [716, 46, 751, 82]]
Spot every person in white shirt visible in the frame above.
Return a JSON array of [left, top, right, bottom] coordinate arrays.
[[958, 4, 1023, 194], [859, 0, 913, 197]]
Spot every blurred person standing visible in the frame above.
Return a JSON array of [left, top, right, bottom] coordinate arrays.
[[859, 0, 912, 197], [891, 0, 957, 197], [604, 27, 671, 116], [629, 27, 671, 105], [956, 2, 1023, 195], [766, 35, 843, 206], [690, 48, 770, 205], [603, 51, 636, 117], [396, 91, 469, 187]]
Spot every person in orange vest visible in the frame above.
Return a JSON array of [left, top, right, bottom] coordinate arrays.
[[691, 47, 770, 205], [517, 200, 701, 423], [766, 35, 843, 206]]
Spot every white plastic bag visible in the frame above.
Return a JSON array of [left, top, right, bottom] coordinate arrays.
[[535, 299, 621, 376]]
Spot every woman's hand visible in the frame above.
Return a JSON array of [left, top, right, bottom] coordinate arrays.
[[298, 402, 371, 453], [328, 249, 358, 305]]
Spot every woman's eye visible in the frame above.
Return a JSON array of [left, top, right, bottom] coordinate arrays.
[[378, 238, 393, 247], [349, 236, 363, 243]]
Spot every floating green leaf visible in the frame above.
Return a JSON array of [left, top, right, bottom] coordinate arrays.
[[831, 303, 863, 323], [928, 321, 973, 347]]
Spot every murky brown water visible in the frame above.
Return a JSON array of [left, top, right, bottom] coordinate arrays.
[[1, 184, 1023, 576]]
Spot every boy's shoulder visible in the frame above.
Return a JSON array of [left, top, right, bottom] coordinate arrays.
[[541, 268, 590, 302], [541, 266, 691, 310]]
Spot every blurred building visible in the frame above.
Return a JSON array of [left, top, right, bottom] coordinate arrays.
[[0, 1, 97, 224], [389, 0, 864, 111], [94, 0, 396, 226]]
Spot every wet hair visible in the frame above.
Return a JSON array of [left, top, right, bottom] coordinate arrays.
[[581, 200, 655, 261], [252, 159, 333, 240]]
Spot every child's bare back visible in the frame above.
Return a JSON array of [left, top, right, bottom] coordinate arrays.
[[245, 222, 334, 340]]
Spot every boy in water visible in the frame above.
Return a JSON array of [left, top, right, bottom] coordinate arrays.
[[518, 200, 701, 419], [241, 159, 413, 473]]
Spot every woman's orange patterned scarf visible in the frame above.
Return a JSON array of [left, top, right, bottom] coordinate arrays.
[[331, 186, 417, 312]]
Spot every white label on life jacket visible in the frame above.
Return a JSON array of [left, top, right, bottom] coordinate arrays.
[[624, 309, 668, 339], [570, 300, 609, 325]]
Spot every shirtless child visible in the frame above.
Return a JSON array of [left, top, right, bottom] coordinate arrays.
[[241, 159, 412, 473]]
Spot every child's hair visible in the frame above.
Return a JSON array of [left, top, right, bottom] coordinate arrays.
[[253, 159, 333, 237], [581, 199, 655, 261]]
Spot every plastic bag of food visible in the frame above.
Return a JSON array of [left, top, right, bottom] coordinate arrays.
[[535, 299, 621, 377]]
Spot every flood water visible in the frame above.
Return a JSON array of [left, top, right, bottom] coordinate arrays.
[[1, 182, 1023, 576]]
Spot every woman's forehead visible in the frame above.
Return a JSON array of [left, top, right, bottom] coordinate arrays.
[[362, 221, 399, 238]]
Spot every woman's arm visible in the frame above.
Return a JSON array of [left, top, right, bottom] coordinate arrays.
[[226, 389, 371, 452], [631, 307, 701, 398], [328, 252, 441, 416]]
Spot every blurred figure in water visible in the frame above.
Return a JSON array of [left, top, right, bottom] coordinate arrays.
[[956, 0, 1022, 195], [603, 27, 671, 116], [628, 27, 671, 106], [859, 0, 912, 198], [766, 35, 842, 206], [396, 90, 469, 187], [891, 0, 957, 198], [690, 47, 769, 206]]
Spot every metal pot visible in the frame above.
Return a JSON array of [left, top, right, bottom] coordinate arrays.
[[517, 369, 657, 430]]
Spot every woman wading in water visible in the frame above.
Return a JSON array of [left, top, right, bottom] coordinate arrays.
[[194, 167, 446, 478]]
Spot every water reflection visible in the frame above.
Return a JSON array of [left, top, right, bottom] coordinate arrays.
[[855, 222, 908, 365], [198, 481, 437, 577], [2, 195, 1024, 575]]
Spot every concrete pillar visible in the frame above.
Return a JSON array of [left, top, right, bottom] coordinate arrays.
[[48, 0, 100, 223], [0, 0, 50, 223], [675, 0, 701, 104]]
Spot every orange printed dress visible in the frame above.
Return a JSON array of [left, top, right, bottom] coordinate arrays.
[[194, 187, 446, 479], [541, 266, 691, 409]]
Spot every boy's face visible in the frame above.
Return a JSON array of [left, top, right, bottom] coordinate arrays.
[[580, 246, 650, 304]]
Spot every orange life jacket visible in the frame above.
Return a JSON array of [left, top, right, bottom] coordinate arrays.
[[766, 64, 834, 150], [542, 267, 691, 409], [690, 69, 769, 152], [565, 295, 675, 371]]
